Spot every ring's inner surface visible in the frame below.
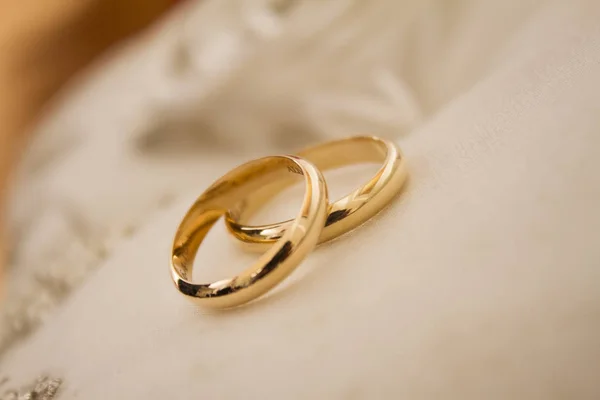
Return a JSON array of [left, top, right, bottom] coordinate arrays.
[[172, 157, 306, 281], [299, 136, 388, 170]]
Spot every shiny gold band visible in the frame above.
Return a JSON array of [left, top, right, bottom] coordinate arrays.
[[170, 156, 328, 309], [225, 136, 406, 249]]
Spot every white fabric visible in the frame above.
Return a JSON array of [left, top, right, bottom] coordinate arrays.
[[3, 0, 600, 398]]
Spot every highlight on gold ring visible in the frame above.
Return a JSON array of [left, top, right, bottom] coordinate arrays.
[[170, 155, 328, 309], [225, 136, 407, 249]]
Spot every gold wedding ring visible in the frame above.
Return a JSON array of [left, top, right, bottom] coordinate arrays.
[[224, 136, 406, 249], [170, 156, 328, 309]]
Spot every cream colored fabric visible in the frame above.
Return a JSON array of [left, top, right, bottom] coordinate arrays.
[[3, 0, 600, 398]]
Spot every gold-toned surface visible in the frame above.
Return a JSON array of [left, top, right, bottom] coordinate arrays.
[[170, 156, 328, 309], [225, 136, 407, 248]]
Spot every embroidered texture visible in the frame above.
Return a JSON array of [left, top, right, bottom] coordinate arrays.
[[0, 376, 62, 400]]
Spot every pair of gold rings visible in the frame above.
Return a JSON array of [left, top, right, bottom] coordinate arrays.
[[170, 136, 407, 309]]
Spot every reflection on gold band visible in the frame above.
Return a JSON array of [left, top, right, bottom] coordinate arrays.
[[170, 156, 328, 309]]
